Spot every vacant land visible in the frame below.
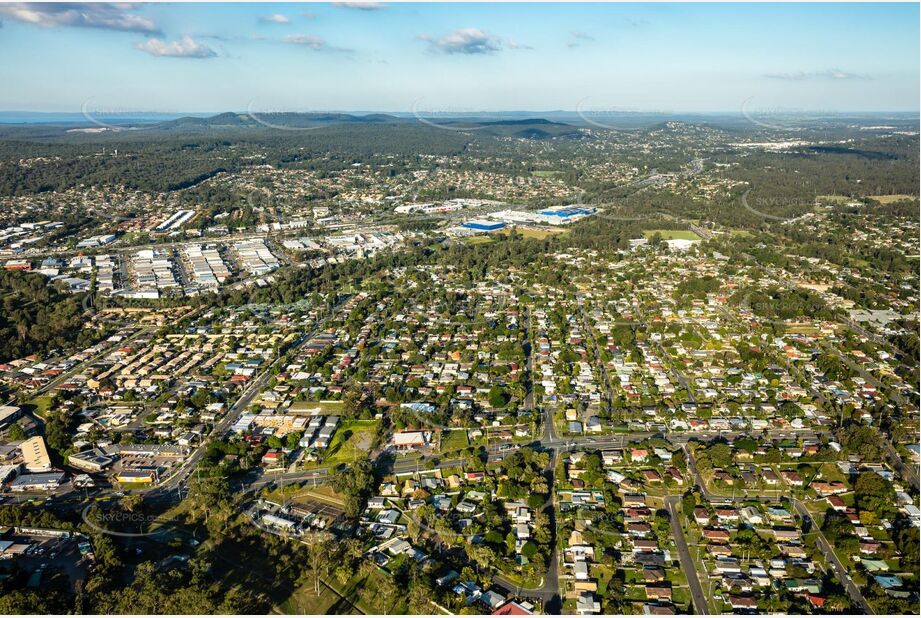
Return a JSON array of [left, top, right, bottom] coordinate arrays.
[[24, 395, 54, 417], [502, 226, 568, 240], [816, 194, 853, 203], [324, 419, 379, 465], [643, 229, 702, 241], [867, 194, 917, 204], [288, 400, 345, 415], [440, 429, 469, 453]]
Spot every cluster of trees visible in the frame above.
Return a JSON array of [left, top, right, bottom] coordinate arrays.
[[731, 286, 838, 322], [0, 120, 473, 196], [329, 457, 377, 518], [837, 425, 884, 461], [0, 271, 104, 363]]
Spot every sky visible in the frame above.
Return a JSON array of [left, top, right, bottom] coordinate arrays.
[[0, 2, 918, 113]]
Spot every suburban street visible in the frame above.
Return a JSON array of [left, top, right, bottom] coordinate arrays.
[[664, 495, 710, 615]]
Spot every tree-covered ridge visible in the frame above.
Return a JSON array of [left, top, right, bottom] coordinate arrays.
[[0, 271, 104, 363]]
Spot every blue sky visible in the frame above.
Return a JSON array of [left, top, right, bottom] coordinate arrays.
[[0, 2, 917, 113]]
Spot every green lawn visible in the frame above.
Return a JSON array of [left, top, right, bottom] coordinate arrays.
[[277, 582, 355, 614], [642, 229, 702, 241], [289, 400, 345, 414], [24, 396, 54, 418], [503, 226, 567, 240], [440, 429, 469, 453], [531, 170, 561, 178], [324, 420, 379, 465], [816, 195, 852, 204]]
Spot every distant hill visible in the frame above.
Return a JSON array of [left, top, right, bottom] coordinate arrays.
[[159, 111, 407, 130], [153, 112, 584, 139], [416, 117, 583, 139]]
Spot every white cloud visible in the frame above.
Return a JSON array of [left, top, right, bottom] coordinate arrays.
[[420, 28, 503, 55], [283, 34, 327, 50], [332, 1, 384, 10], [282, 33, 351, 53], [0, 2, 157, 33], [260, 14, 290, 24], [508, 42, 534, 50], [136, 36, 217, 59]]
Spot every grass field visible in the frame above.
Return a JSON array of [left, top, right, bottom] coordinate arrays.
[[440, 429, 468, 453], [501, 226, 567, 240], [262, 484, 347, 509], [867, 194, 917, 204], [324, 419, 379, 465], [288, 400, 344, 414], [24, 395, 54, 418], [725, 228, 753, 238], [464, 235, 494, 244], [277, 582, 357, 614], [531, 170, 561, 178], [816, 194, 853, 204], [642, 229, 702, 241]]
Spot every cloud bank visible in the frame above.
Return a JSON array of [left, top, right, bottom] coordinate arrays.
[[0, 2, 158, 33], [136, 36, 217, 58]]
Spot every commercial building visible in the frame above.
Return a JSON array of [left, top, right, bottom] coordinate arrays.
[[462, 220, 506, 232], [10, 472, 66, 492], [68, 448, 117, 473], [535, 205, 596, 225], [0, 405, 21, 430], [21, 436, 52, 473]]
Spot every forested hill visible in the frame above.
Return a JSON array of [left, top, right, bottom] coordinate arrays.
[[158, 111, 407, 130], [0, 271, 102, 364]]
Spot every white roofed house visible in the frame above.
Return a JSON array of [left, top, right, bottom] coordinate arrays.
[[392, 430, 431, 451]]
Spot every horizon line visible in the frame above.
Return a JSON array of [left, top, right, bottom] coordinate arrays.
[[1, 109, 919, 116]]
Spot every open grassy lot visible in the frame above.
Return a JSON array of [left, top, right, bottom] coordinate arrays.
[[464, 235, 494, 244], [642, 229, 702, 241], [336, 568, 407, 614], [277, 582, 360, 614], [816, 194, 852, 203], [725, 228, 754, 238], [866, 194, 917, 204], [24, 395, 54, 418], [288, 400, 345, 414], [262, 483, 347, 509], [531, 170, 561, 178], [501, 226, 568, 240], [440, 429, 469, 453], [324, 419, 379, 465]]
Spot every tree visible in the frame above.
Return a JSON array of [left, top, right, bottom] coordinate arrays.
[[6, 422, 26, 441], [120, 494, 143, 513], [303, 532, 333, 596], [681, 491, 699, 519], [487, 385, 510, 408], [329, 457, 376, 518], [854, 471, 896, 519], [707, 443, 733, 468]]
